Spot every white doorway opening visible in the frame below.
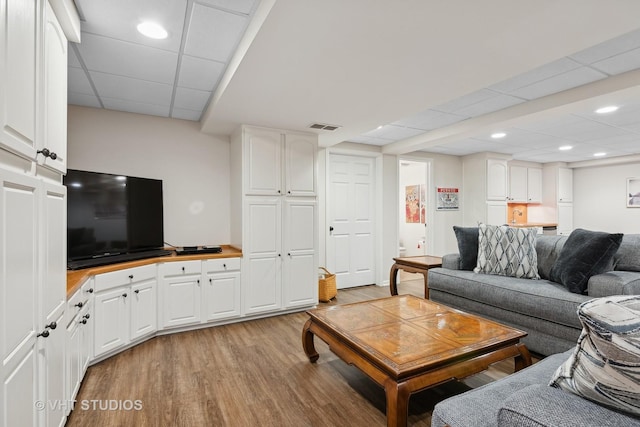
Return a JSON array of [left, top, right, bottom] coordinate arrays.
[[398, 159, 431, 258]]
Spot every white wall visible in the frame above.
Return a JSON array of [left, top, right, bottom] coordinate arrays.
[[573, 160, 640, 233], [67, 106, 231, 247]]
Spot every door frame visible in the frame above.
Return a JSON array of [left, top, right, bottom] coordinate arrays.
[[320, 148, 383, 286], [397, 156, 434, 256]]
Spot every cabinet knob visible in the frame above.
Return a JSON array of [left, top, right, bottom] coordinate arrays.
[[37, 330, 50, 338], [80, 319, 87, 325], [277, 190, 281, 194], [75, 302, 84, 308], [182, 266, 185, 272], [83, 314, 90, 319], [129, 274, 134, 279], [209, 278, 212, 284], [287, 190, 291, 194], [86, 288, 94, 293], [37, 148, 57, 160], [223, 263, 226, 268], [134, 289, 140, 294], [46, 321, 57, 330], [122, 293, 128, 298], [197, 279, 200, 285]]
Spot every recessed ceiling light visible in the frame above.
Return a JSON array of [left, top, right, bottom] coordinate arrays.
[[559, 145, 573, 151], [376, 125, 384, 130], [137, 22, 168, 39], [491, 132, 506, 139], [595, 105, 618, 114], [593, 152, 607, 157]]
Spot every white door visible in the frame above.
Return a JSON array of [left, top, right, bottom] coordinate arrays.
[[130, 280, 157, 341], [327, 154, 375, 289], [93, 288, 129, 358], [283, 199, 317, 307]]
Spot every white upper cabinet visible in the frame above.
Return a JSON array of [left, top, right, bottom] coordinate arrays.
[[527, 167, 542, 203], [558, 167, 573, 203], [508, 166, 542, 203], [486, 159, 508, 201], [243, 127, 317, 196], [0, 0, 38, 158], [42, 0, 68, 173]]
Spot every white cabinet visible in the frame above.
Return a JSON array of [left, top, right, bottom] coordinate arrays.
[[487, 201, 508, 226], [558, 204, 574, 236], [203, 258, 241, 321], [159, 261, 202, 329], [242, 127, 317, 196], [508, 166, 542, 203], [0, 0, 38, 159], [65, 280, 92, 408], [486, 159, 508, 201], [232, 125, 318, 318], [93, 264, 157, 358], [543, 165, 574, 235], [558, 167, 573, 202]]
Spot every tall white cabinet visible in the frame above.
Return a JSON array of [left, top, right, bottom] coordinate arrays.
[[462, 153, 510, 226], [231, 126, 318, 316], [543, 163, 574, 235], [0, 0, 76, 426]]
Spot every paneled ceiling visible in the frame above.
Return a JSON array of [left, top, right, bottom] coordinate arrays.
[[68, 0, 640, 164]]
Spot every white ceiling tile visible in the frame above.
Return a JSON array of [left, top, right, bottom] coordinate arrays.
[[514, 114, 585, 132], [174, 87, 211, 111], [508, 67, 607, 100], [364, 125, 425, 140], [569, 28, 640, 65], [102, 97, 170, 117], [90, 72, 173, 106], [590, 47, 640, 75], [453, 94, 525, 117], [392, 109, 467, 131], [68, 92, 102, 108], [347, 136, 393, 146], [171, 108, 202, 121], [184, 4, 248, 62], [433, 89, 498, 114], [178, 55, 225, 91], [68, 46, 82, 68], [76, 0, 187, 52], [78, 33, 179, 84], [489, 58, 582, 94], [68, 67, 95, 95], [195, 0, 257, 15]]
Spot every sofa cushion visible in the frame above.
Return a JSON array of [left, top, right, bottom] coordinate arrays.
[[550, 295, 640, 416], [549, 229, 623, 294], [614, 234, 640, 272], [453, 226, 479, 270], [474, 224, 540, 279], [535, 235, 566, 281]]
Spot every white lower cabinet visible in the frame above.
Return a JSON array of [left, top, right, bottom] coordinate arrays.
[[93, 287, 129, 359], [159, 261, 202, 329], [203, 259, 241, 321], [130, 281, 157, 340], [66, 280, 92, 408]]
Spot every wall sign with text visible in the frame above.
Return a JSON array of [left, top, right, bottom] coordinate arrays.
[[437, 187, 459, 210]]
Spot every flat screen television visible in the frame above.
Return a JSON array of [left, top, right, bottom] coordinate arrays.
[[64, 169, 170, 269]]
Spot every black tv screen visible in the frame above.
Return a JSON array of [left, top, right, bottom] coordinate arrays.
[[64, 169, 165, 266]]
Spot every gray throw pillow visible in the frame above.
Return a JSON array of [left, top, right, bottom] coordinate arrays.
[[549, 228, 623, 294], [453, 226, 478, 271], [474, 223, 540, 279]]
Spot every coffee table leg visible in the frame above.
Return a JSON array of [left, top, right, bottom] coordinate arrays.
[[302, 319, 319, 363], [514, 343, 532, 371], [384, 380, 410, 427]]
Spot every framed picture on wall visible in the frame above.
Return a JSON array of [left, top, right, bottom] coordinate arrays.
[[628, 177, 640, 208], [436, 187, 459, 210]]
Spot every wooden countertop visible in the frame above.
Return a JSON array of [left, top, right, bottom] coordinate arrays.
[[66, 245, 242, 297], [509, 223, 557, 228]]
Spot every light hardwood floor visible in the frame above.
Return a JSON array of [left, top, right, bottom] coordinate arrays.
[[66, 279, 529, 426]]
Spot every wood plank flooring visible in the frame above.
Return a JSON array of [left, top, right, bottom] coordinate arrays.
[[66, 279, 531, 426]]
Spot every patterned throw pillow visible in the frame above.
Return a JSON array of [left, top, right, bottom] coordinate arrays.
[[550, 296, 640, 416], [474, 223, 540, 279]]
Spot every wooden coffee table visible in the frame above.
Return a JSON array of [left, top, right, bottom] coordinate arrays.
[[389, 255, 442, 299], [302, 295, 531, 427]]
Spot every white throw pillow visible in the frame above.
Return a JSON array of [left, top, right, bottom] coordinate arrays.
[[474, 223, 540, 279]]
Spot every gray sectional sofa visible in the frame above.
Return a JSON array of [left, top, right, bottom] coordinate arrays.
[[428, 233, 640, 356]]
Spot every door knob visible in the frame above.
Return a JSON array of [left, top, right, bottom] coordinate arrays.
[[329, 226, 334, 235]]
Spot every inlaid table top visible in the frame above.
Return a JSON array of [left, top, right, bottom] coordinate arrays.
[[303, 295, 531, 427]]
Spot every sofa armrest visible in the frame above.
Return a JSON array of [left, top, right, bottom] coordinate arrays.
[[588, 271, 640, 298], [442, 253, 461, 270], [498, 384, 640, 427]]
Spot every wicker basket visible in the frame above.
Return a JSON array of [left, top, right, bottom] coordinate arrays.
[[318, 267, 337, 302]]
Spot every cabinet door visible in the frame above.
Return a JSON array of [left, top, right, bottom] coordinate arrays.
[[527, 168, 542, 203], [487, 159, 508, 201], [243, 198, 282, 315], [486, 201, 507, 226], [244, 128, 282, 195], [42, 0, 67, 172], [508, 166, 527, 202], [93, 288, 129, 358], [204, 272, 241, 321], [40, 305, 66, 427], [66, 318, 81, 404], [558, 203, 573, 236], [283, 200, 317, 308], [558, 168, 573, 202], [285, 133, 316, 196], [161, 276, 202, 329], [0, 0, 38, 158], [0, 169, 39, 426], [79, 305, 92, 375], [41, 181, 66, 326], [130, 280, 157, 340]]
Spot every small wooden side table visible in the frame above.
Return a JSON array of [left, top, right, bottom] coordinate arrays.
[[389, 255, 442, 299]]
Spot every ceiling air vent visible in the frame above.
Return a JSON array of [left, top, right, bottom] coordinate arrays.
[[308, 123, 341, 131]]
